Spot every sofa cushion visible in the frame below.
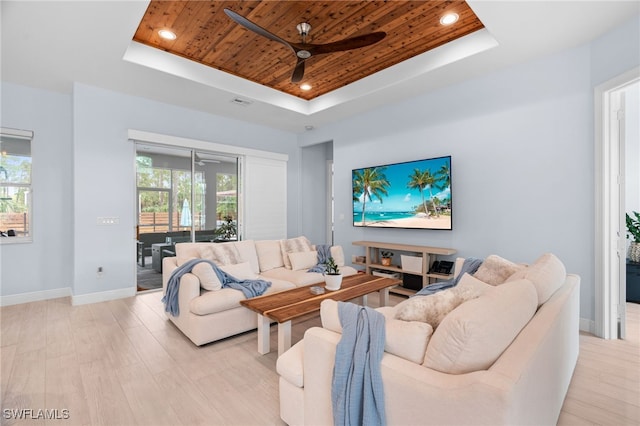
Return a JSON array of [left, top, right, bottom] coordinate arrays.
[[330, 245, 346, 267], [190, 278, 294, 315], [234, 240, 260, 274], [190, 261, 259, 292], [190, 288, 247, 315], [506, 253, 566, 306], [423, 278, 537, 374], [192, 262, 222, 291], [321, 300, 433, 364], [393, 275, 483, 328], [204, 243, 242, 266], [280, 236, 313, 269], [260, 268, 326, 286], [288, 250, 319, 271], [221, 262, 258, 280], [260, 265, 358, 287], [175, 242, 208, 266], [255, 240, 285, 272], [473, 254, 525, 285]]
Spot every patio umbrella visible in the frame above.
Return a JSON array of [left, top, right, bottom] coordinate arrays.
[[180, 199, 191, 227]]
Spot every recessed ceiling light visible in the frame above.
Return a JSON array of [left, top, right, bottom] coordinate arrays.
[[158, 29, 177, 40], [440, 13, 459, 26], [300, 83, 312, 91]]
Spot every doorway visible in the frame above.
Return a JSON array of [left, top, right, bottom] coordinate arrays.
[[595, 68, 640, 339], [134, 143, 240, 291]]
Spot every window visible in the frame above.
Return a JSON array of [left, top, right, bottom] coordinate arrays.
[[135, 146, 238, 239], [216, 172, 237, 220], [0, 128, 33, 242]]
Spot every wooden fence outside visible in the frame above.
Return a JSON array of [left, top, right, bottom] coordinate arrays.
[[138, 212, 203, 233], [0, 213, 29, 234]]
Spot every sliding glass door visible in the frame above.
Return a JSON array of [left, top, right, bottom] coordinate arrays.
[[135, 143, 239, 290]]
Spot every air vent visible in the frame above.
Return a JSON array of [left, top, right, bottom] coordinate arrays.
[[230, 97, 253, 107]]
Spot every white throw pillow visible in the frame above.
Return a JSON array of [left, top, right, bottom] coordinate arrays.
[[220, 262, 258, 280], [204, 243, 242, 266], [506, 253, 566, 306], [255, 240, 285, 271], [423, 279, 537, 374], [280, 236, 313, 269], [320, 299, 433, 365], [192, 262, 222, 291], [394, 277, 483, 329], [330, 245, 346, 266], [233, 240, 260, 274], [473, 254, 525, 285], [288, 250, 319, 271]]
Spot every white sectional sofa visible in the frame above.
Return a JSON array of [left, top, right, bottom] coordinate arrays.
[[161, 237, 357, 346], [277, 253, 580, 425]]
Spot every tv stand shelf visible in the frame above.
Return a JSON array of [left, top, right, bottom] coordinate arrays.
[[352, 240, 457, 295]]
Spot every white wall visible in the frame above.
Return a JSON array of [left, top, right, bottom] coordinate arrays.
[[71, 83, 298, 300], [0, 83, 73, 300], [299, 15, 640, 323], [300, 142, 331, 245], [0, 82, 298, 303]]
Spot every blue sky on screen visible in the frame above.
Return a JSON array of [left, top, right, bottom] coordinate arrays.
[[354, 156, 450, 213]]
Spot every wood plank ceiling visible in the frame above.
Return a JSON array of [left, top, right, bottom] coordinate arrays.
[[133, 1, 485, 100]]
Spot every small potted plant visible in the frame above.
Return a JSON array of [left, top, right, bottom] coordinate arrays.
[[324, 257, 342, 291], [380, 250, 393, 266], [627, 211, 640, 263], [214, 215, 237, 241]]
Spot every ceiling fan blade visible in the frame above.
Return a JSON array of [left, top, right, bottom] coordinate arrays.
[[291, 59, 306, 83], [310, 32, 386, 55], [224, 9, 295, 55]]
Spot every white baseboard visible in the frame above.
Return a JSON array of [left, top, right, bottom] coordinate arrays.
[[0, 286, 137, 307], [580, 317, 595, 334], [71, 286, 136, 306], [0, 287, 72, 307]]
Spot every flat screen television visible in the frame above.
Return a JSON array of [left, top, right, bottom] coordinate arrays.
[[352, 155, 452, 230]]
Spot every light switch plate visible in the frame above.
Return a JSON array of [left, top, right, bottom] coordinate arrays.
[[97, 217, 119, 225]]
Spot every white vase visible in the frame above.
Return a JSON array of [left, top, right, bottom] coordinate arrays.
[[630, 242, 640, 263], [324, 274, 343, 291]]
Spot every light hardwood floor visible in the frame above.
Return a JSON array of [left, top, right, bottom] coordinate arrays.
[[1, 292, 638, 425]]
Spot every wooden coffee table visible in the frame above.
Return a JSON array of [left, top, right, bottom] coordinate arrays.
[[240, 273, 400, 356]]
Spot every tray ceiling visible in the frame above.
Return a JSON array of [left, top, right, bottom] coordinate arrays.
[[133, 0, 485, 100]]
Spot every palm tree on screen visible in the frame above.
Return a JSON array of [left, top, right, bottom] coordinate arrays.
[[352, 167, 389, 225], [407, 168, 429, 216], [437, 163, 450, 188], [423, 170, 440, 217]]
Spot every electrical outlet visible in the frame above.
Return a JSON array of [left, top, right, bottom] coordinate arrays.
[[97, 266, 104, 277]]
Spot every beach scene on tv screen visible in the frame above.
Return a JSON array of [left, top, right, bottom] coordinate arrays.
[[352, 156, 451, 230]]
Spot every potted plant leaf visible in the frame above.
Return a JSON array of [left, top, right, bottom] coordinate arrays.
[[627, 211, 640, 262], [324, 257, 342, 291], [380, 250, 393, 266], [214, 215, 237, 241]]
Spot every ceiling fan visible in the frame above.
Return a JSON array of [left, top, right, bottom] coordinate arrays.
[[224, 8, 386, 83]]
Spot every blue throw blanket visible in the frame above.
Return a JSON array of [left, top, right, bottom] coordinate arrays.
[[414, 257, 483, 296], [161, 258, 271, 317], [332, 301, 386, 426], [308, 244, 332, 273]]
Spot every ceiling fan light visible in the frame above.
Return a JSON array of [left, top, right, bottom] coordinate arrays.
[[300, 83, 312, 91], [158, 29, 177, 40], [296, 22, 312, 36], [440, 13, 459, 26]]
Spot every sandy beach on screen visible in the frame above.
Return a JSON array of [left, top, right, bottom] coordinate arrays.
[[355, 215, 451, 229]]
